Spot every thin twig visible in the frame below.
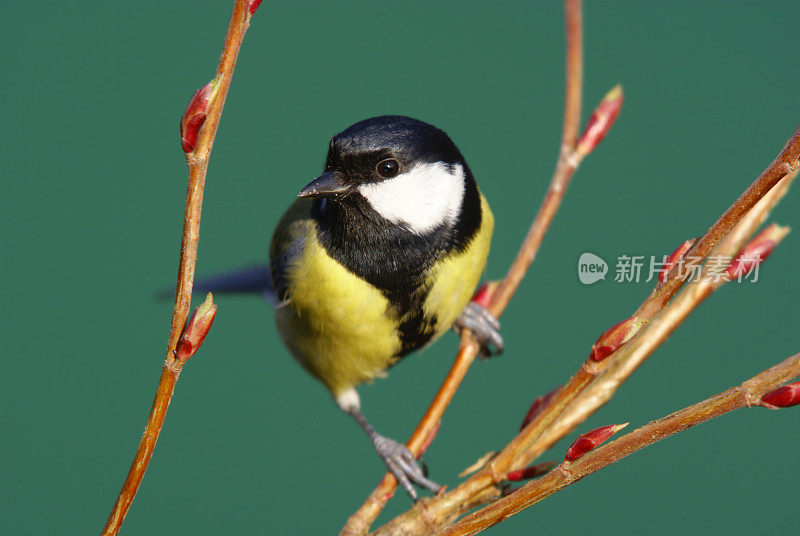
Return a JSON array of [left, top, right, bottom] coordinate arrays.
[[505, 195, 792, 468], [499, 125, 800, 473], [440, 350, 800, 536], [486, 0, 583, 318], [460, 123, 800, 525], [375, 174, 795, 536], [338, 2, 583, 534], [470, 129, 800, 473], [100, 2, 252, 535], [499, 171, 796, 470], [371, 173, 795, 536], [637, 127, 800, 320], [370, 6, 799, 535]]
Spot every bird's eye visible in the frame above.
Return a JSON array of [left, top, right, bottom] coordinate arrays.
[[376, 158, 400, 178]]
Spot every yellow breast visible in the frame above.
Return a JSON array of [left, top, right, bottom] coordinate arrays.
[[422, 194, 494, 339], [275, 222, 402, 395], [273, 194, 493, 397]]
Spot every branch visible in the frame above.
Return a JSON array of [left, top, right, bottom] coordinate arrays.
[[486, 0, 584, 318], [368, 4, 798, 533], [470, 130, 800, 475], [502, 123, 800, 478], [339, 2, 584, 533], [371, 174, 792, 535], [638, 126, 800, 320], [100, 2, 258, 534], [439, 350, 800, 536], [498, 170, 796, 471], [450, 100, 800, 535]]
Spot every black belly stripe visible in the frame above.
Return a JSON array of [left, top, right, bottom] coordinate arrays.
[[389, 281, 438, 358], [397, 310, 437, 357]]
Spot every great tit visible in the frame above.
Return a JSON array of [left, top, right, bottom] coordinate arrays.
[[197, 115, 501, 498]]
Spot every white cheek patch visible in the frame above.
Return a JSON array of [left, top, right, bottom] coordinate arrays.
[[357, 162, 465, 234]]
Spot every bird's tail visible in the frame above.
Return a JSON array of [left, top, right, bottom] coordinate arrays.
[[160, 264, 276, 304]]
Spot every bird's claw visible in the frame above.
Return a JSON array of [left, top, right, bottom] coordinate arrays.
[[373, 435, 441, 501], [455, 302, 504, 357]]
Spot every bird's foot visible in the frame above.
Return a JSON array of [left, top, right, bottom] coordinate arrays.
[[455, 302, 504, 357], [373, 435, 441, 501]]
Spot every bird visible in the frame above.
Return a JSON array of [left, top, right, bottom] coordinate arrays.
[[195, 115, 502, 498]]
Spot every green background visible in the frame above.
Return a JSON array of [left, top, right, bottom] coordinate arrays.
[[4, 2, 800, 534]]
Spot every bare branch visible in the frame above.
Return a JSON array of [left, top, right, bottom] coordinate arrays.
[[339, 2, 585, 533], [440, 351, 800, 536], [100, 3, 255, 534], [371, 169, 796, 536]]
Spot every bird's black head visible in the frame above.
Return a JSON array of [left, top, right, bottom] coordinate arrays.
[[299, 116, 477, 235], [304, 116, 485, 319], [327, 115, 466, 178]]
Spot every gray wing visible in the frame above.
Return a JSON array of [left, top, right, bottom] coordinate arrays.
[[268, 198, 316, 305], [270, 238, 305, 304]]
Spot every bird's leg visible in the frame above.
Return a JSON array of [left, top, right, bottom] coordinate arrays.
[[454, 301, 503, 357], [337, 389, 440, 500]]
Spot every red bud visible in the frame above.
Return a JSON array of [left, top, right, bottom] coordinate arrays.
[[179, 78, 220, 153], [506, 461, 557, 482], [565, 423, 628, 462], [520, 386, 560, 431], [760, 381, 800, 409], [175, 293, 217, 364], [471, 281, 499, 309], [589, 316, 645, 362], [248, 0, 263, 15], [659, 239, 696, 283], [726, 224, 788, 279], [575, 85, 623, 158], [726, 241, 776, 279]]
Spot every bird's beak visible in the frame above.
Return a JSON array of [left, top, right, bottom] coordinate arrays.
[[297, 171, 351, 198]]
